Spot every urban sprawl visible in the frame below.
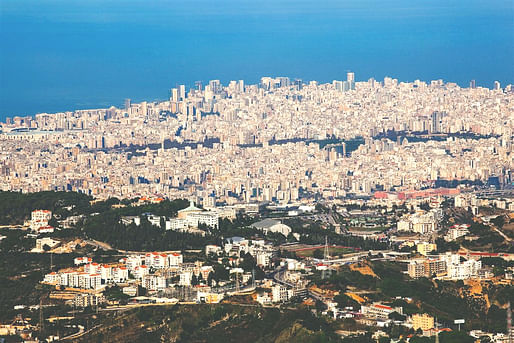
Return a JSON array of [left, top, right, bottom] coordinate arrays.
[[0, 74, 513, 342]]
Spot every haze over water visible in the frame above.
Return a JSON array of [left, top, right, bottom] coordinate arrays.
[[1, 0, 513, 119]]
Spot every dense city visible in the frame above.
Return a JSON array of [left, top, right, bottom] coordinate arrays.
[[0, 76, 513, 342]]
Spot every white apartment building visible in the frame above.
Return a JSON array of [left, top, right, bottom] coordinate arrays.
[[361, 303, 403, 320], [31, 209, 52, 222], [145, 252, 168, 269], [133, 265, 149, 279], [397, 209, 439, 234], [168, 252, 183, 266], [176, 201, 219, 229], [179, 270, 194, 286], [74, 257, 92, 265], [272, 284, 289, 303], [142, 274, 167, 291], [445, 224, 470, 241], [30, 209, 52, 231], [124, 255, 144, 271], [443, 253, 482, 280]]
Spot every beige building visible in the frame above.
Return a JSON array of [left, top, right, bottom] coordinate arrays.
[[408, 258, 447, 278], [417, 243, 437, 256], [412, 313, 434, 331]]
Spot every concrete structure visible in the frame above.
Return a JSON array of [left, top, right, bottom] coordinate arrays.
[[412, 313, 434, 331], [251, 218, 292, 237]]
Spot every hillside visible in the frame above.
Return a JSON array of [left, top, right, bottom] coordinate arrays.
[[71, 304, 338, 343]]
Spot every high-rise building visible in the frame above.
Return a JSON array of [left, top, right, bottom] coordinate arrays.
[[179, 85, 186, 100], [494, 81, 501, 91], [141, 101, 148, 117], [277, 77, 290, 88], [431, 112, 441, 133], [293, 78, 303, 90], [124, 98, 131, 111], [209, 80, 221, 93], [469, 80, 476, 89], [170, 88, 179, 102], [347, 72, 355, 90], [237, 80, 244, 93]]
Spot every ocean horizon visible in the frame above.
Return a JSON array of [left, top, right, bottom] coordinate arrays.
[[1, 0, 513, 120]]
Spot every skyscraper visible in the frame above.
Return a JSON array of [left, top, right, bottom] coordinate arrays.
[[179, 85, 186, 100], [294, 78, 303, 90], [431, 111, 442, 133], [347, 72, 355, 90], [469, 80, 476, 89], [333, 80, 343, 92], [170, 88, 179, 102], [237, 80, 244, 93], [494, 81, 501, 91], [277, 77, 290, 88], [124, 98, 131, 111], [347, 72, 355, 83], [209, 80, 221, 94]]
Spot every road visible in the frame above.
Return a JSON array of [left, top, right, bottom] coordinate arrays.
[[491, 226, 512, 243], [59, 325, 86, 341]]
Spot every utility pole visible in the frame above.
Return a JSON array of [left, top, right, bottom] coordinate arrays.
[[39, 298, 44, 335], [435, 318, 439, 343], [323, 236, 330, 260], [508, 301, 512, 343]]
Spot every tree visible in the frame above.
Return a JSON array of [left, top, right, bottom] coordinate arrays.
[[388, 311, 406, 322], [213, 264, 229, 282], [191, 274, 198, 286], [42, 244, 51, 252], [313, 249, 324, 259], [207, 272, 214, 286], [491, 216, 505, 229], [334, 294, 359, 311], [419, 202, 431, 211]]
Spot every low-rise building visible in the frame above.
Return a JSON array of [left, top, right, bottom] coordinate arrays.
[[417, 243, 437, 256], [74, 293, 105, 307], [445, 224, 470, 241], [361, 303, 403, 320], [251, 218, 292, 237], [197, 291, 224, 304], [35, 237, 60, 251]]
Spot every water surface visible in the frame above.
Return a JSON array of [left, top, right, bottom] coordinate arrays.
[[1, 0, 513, 118]]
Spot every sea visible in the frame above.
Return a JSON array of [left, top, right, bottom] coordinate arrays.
[[0, 0, 513, 120]]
